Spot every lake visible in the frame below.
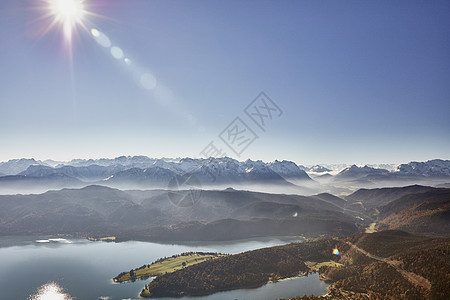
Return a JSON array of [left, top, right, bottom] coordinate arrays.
[[0, 236, 329, 299]]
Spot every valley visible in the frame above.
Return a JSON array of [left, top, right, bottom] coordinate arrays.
[[0, 157, 449, 299], [2, 0, 448, 298]]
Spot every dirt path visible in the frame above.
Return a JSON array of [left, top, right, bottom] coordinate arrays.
[[345, 241, 431, 291]]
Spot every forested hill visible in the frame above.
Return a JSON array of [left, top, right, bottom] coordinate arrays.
[[142, 231, 449, 299], [141, 238, 344, 297], [0, 185, 359, 240], [377, 189, 450, 237]]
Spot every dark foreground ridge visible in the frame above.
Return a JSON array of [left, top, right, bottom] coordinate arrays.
[[141, 231, 449, 299]]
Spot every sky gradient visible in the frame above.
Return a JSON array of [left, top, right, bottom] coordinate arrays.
[[0, 0, 449, 165]]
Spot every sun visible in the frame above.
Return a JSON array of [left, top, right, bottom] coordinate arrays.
[[47, 0, 86, 42]]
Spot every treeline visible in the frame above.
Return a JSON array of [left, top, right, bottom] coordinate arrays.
[[322, 232, 450, 299], [328, 262, 425, 298], [394, 242, 450, 299], [142, 239, 345, 297], [153, 251, 224, 264], [114, 252, 223, 282], [347, 230, 438, 258]]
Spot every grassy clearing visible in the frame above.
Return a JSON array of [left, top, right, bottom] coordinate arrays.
[[365, 222, 377, 233], [114, 253, 225, 283], [305, 260, 343, 272]]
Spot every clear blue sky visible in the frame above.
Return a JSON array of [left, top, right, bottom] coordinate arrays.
[[0, 0, 449, 165]]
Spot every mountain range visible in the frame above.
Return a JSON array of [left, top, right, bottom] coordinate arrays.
[[0, 157, 449, 194], [334, 159, 450, 179], [0, 157, 313, 193]]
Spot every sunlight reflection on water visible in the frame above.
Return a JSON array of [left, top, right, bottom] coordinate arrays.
[[28, 282, 72, 300], [35, 238, 72, 244]]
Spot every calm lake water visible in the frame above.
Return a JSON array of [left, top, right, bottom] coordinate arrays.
[[0, 236, 329, 299]]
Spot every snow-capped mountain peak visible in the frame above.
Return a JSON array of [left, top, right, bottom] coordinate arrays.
[[395, 159, 450, 177], [268, 160, 311, 180], [0, 158, 44, 175]]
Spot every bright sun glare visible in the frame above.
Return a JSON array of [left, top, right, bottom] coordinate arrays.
[[47, 0, 86, 41]]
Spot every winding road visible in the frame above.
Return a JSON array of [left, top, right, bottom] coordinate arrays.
[[345, 241, 431, 291]]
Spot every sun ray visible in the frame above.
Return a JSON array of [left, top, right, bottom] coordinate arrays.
[[27, 0, 94, 45], [28, 0, 114, 45], [47, 0, 86, 42]]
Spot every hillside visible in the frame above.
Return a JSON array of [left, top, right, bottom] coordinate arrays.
[[345, 185, 436, 212], [0, 186, 359, 240], [324, 231, 449, 299], [142, 231, 449, 299], [377, 189, 450, 236], [1, 183, 448, 240], [141, 238, 344, 297]]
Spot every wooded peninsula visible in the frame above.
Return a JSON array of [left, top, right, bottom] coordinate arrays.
[[113, 252, 225, 283], [113, 231, 449, 299]]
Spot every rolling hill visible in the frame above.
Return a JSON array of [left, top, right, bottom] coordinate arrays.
[[377, 189, 450, 236], [0, 185, 359, 240]]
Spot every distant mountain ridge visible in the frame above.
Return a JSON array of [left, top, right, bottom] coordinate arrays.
[[0, 157, 449, 194], [1, 156, 310, 178], [345, 184, 436, 210], [0, 185, 359, 240], [330, 160, 450, 186], [336, 165, 390, 178], [0, 157, 312, 193], [1, 156, 448, 176], [395, 159, 450, 177], [309, 165, 332, 173], [0, 158, 44, 175]]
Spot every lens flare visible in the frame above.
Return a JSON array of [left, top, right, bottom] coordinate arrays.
[[332, 247, 340, 256], [90, 28, 99, 37], [111, 46, 124, 59]]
